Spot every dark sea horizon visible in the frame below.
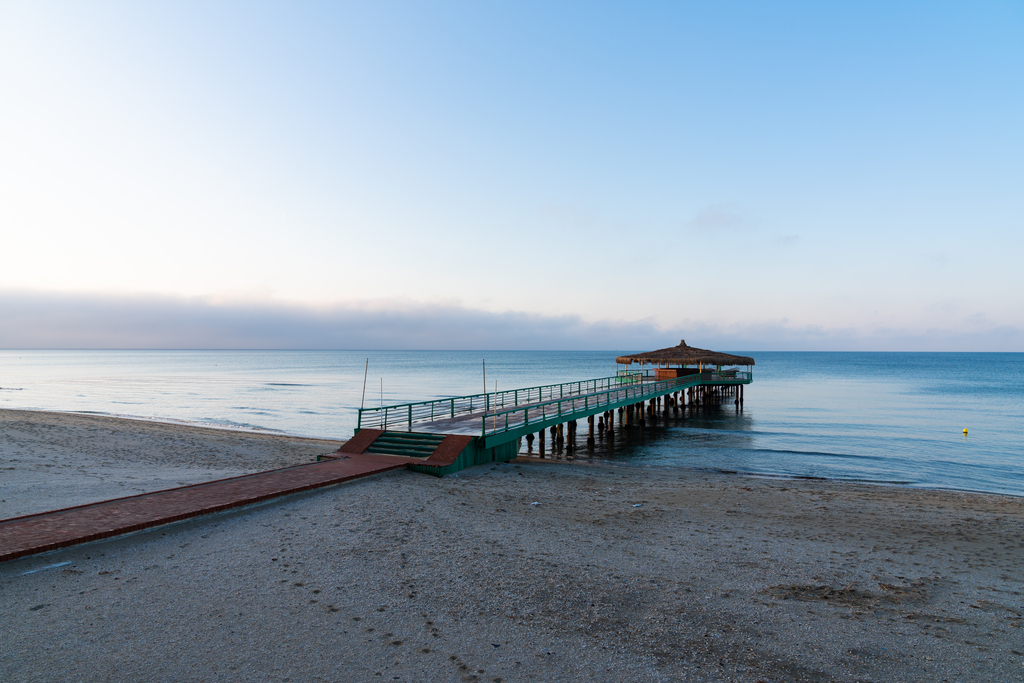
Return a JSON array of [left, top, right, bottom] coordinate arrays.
[[1, 350, 1021, 497]]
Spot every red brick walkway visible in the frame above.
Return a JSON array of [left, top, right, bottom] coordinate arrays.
[[0, 454, 404, 563]]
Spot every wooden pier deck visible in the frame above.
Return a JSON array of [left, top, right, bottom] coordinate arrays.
[[358, 371, 752, 448], [0, 454, 411, 563]]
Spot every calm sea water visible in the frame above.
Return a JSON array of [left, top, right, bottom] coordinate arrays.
[[1, 350, 1021, 496]]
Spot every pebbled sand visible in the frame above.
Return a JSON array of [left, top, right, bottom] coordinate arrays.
[[0, 409, 340, 518], [2, 411, 1023, 682]]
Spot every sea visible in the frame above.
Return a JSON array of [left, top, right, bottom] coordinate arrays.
[[1, 350, 1021, 496]]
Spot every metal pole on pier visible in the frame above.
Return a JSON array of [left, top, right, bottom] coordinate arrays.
[[360, 358, 369, 410]]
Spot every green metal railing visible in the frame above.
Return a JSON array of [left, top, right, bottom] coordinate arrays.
[[356, 372, 643, 432], [480, 371, 752, 444]]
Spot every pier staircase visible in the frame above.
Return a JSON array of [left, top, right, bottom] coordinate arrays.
[[363, 432, 447, 459], [329, 428, 504, 476]]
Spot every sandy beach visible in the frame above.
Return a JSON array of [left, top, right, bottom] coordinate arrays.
[[0, 409, 340, 519], [2, 410, 1023, 682]]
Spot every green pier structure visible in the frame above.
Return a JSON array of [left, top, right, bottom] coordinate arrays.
[[349, 341, 755, 475]]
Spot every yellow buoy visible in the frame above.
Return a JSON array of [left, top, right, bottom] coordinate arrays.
[[963, 428, 968, 435]]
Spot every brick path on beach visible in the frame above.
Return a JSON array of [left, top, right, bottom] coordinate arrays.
[[0, 453, 406, 563]]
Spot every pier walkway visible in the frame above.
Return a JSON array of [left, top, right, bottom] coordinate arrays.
[[358, 370, 752, 448], [0, 454, 405, 563], [0, 432, 478, 563]]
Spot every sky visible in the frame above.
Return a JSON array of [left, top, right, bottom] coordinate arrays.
[[1, 1, 1022, 350]]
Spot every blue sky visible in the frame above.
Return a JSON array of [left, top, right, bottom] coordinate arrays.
[[1, 1, 1021, 350]]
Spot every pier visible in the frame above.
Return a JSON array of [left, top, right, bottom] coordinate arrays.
[[350, 340, 755, 474]]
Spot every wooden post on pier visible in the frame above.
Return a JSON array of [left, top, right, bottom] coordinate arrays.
[[538, 429, 545, 458], [587, 414, 595, 451]]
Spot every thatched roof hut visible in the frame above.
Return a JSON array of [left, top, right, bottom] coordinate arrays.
[[616, 340, 755, 367]]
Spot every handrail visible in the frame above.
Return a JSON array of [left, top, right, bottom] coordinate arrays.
[[480, 371, 752, 440], [357, 372, 643, 431]]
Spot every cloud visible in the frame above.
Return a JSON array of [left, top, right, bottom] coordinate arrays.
[[0, 290, 667, 350], [771, 234, 799, 247], [689, 204, 746, 230], [0, 291, 1020, 351]]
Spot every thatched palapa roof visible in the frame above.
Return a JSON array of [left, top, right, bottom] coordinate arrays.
[[616, 340, 755, 367]]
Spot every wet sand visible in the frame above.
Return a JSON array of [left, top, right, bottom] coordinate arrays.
[[2, 410, 1023, 682]]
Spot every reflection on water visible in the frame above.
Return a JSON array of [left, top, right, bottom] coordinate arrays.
[[527, 402, 757, 463]]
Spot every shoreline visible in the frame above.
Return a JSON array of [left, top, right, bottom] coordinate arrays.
[[513, 453, 1024, 500], [3, 407, 1019, 521], [19, 406, 301, 437]]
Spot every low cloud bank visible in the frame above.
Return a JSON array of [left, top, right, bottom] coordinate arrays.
[[0, 291, 1020, 351]]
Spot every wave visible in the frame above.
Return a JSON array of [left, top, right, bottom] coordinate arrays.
[[749, 447, 886, 461]]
